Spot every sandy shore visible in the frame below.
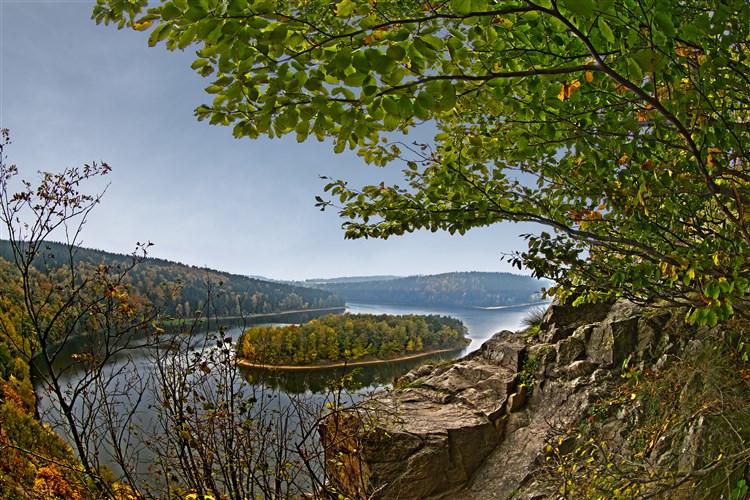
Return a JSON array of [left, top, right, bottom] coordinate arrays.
[[235, 346, 466, 371]]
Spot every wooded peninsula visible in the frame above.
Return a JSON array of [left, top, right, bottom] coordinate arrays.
[[236, 313, 469, 367]]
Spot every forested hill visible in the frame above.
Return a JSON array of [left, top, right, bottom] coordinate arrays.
[[310, 272, 547, 308], [0, 240, 344, 318]]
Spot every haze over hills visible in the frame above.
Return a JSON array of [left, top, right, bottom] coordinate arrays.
[[308, 271, 549, 308], [0, 241, 548, 314], [300, 275, 402, 285]]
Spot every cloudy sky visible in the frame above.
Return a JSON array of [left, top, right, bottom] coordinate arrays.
[[0, 0, 536, 281]]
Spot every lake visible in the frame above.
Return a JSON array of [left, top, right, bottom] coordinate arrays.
[[33, 300, 546, 493], [243, 301, 544, 393]]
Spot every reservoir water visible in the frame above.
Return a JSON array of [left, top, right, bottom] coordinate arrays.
[[239, 301, 544, 393], [33, 300, 546, 494]]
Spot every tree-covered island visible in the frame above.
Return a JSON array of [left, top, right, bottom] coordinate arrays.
[[236, 313, 469, 367]]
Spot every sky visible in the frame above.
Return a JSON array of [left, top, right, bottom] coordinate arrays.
[[0, 0, 537, 281]]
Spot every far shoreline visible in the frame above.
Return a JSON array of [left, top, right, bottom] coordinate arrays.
[[235, 344, 468, 371]]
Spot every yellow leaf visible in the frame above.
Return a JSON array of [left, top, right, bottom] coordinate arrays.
[[558, 79, 581, 100], [584, 71, 594, 83], [619, 153, 629, 164], [707, 147, 722, 168], [133, 20, 154, 31]]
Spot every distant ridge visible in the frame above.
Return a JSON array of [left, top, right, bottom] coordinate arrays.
[[310, 271, 548, 308], [301, 275, 402, 285]]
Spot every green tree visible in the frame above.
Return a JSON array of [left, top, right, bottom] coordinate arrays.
[[0, 130, 158, 497], [95, 0, 750, 323]]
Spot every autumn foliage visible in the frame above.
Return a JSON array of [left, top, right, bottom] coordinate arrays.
[[94, 0, 750, 325], [238, 313, 467, 365]]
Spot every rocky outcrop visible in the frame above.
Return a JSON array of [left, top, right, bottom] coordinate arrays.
[[320, 299, 745, 499], [321, 331, 526, 499], [322, 301, 684, 498]]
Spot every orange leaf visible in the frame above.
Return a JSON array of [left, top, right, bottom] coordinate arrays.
[[558, 80, 581, 101]]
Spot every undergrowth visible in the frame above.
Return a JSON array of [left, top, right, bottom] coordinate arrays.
[[520, 306, 547, 337], [535, 317, 750, 498]]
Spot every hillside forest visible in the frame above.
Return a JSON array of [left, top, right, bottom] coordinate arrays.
[[0, 238, 348, 497], [310, 272, 547, 307], [0, 240, 344, 320], [237, 313, 469, 366]]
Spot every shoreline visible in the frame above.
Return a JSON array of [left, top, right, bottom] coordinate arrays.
[[235, 345, 467, 371], [157, 307, 346, 327], [472, 301, 552, 311]]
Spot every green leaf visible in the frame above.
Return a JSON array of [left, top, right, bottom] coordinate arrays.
[[334, 0, 355, 17], [653, 11, 675, 37], [706, 309, 718, 327], [416, 91, 436, 111], [352, 52, 371, 74], [332, 49, 351, 70], [594, 0, 615, 13], [560, 0, 595, 17], [160, 3, 182, 21], [269, 24, 288, 43], [705, 282, 720, 300], [344, 72, 368, 87], [295, 118, 311, 142], [679, 22, 702, 42], [413, 101, 430, 120], [387, 67, 406, 86], [148, 23, 172, 46], [386, 45, 406, 62], [398, 95, 412, 118], [437, 80, 456, 111], [597, 17, 614, 43], [184, 6, 208, 21], [633, 48, 664, 73], [451, 0, 472, 16], [367, 50, 396, 75], [626, 57, 643, 82], [190, 59, 211, 70]]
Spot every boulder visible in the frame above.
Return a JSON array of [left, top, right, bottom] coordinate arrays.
[[321, 331, 527, 499], [538, 296, 613, 343], [583, 299, 641, 367]]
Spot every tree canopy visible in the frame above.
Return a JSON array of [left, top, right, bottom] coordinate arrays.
[[94, 0, 750, 324], [237, 312, 468, 365]]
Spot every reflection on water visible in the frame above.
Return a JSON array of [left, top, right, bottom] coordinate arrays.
[[240, 349, 462, 394], [241, 301, 546, 394], [34, 301, 545, 396], [32, 300, 547, 488]]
